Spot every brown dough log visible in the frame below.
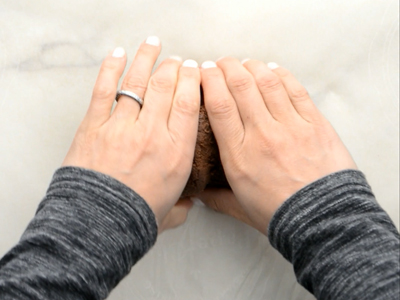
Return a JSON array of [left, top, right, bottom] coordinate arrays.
[[181, 105, 230, 198]]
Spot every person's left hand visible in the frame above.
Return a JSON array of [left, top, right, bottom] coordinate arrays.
[[62, 37, 200, 233]]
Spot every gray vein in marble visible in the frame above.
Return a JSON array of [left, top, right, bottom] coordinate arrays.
[[12, 42, 101, 71]]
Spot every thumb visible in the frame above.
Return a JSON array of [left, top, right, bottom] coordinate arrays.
[[159, 198, 193, 234], [196, 189, 262, 232]]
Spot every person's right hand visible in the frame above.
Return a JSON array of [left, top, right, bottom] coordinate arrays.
[[197, 58, 357, 234]]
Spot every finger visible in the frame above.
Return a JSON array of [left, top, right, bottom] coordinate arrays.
[[217, 57, 273, 127], [242, 60, 300, 123], [270, 64, 322, 123], [85, 47, 127, 127], [138, 57, 182, 126], [200, 61, 244, 157], [112, 36, 161, 122], [159, 198, 193, 233], [197, 189, 263, 232], [168, 59, 201, 148]]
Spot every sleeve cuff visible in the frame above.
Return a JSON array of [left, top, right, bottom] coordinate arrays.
[[267, 169, 378, 261], [39, 166, 158, 274]]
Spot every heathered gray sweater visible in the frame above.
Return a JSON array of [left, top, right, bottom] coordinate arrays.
[[0, 167, 399, 299]]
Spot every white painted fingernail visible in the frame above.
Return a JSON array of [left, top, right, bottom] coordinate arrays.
[[201, 61, 217, 69], [146, 36, 160, 46], [190, 197, 206, 207], [112, 47, 125, 58], [267, 62, 279, 69], [183, 59, 198, 68], [241, 58, 250, 64], [170, 55, 183, 62]]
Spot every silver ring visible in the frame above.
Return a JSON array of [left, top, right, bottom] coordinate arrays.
[[116, 90, 144, 108]]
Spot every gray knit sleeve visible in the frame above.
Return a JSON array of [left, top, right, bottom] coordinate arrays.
[[0, 166, 158, 300], [268, 170, 400, 300]]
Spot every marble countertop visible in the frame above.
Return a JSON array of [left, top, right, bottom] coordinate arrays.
[[0, 0, 398, 299]]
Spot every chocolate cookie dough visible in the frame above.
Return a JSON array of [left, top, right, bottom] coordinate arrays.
[[181, 105, 230, 198]]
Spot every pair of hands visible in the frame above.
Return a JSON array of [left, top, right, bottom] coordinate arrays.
[[62, 36, 357, 234]]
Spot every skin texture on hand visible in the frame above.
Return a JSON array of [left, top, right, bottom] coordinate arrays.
[[198, 58, 357, 234], [62, 38, 199, 232]]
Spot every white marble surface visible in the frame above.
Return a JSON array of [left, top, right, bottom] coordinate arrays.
[[0, 1, 398, 299]]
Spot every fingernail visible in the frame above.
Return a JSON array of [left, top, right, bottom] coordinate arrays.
[[170, 55, 183, 62], [267, 62, 279, 69], [241, 58, 250, 64], [216, 56, 225, 62], [146, 36, 160, 46], [190, 197, 206, 207], [183, 59, 198, 68], [112, 47, 125, 58], [201, 61, 217, 69]]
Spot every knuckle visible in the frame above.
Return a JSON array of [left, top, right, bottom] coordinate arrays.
[[228, 75, 253, 92], [174, 94, 199, 115], [101, 59, 120, 72], [256, 128, 278, 155], [207, 97, 235, 119], [290, 86, 310, 103], [256, 74, 282, 93], [123, 75, 148, 94], [149, 76, 175, 93], [93, 84, 115, 100], [136, 45, 155, 57], [226, 160, 249, 183], [258, 140, 276, 156]]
